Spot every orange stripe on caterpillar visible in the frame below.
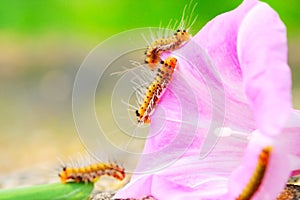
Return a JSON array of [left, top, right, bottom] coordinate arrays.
[[145, 29, 190, 70], [136, 56, 177, 124], [58, 162, 125, 184], [236, 146, 272, 200]]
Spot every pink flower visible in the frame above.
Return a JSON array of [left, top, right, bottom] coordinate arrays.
[[115, 0, 300, 199]]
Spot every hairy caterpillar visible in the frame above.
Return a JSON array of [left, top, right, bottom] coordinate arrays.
[[144, 29, 190, 70], [136, 56, 177, 124], [144, 2, 197, 70], [58, 162, 125, 184]]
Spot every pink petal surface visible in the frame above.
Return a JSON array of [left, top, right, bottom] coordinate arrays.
[[237, 2, 292, 136], [116, 134, 248, 199], [193, 0, 258, 91]]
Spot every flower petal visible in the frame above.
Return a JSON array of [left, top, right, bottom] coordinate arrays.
[[115, 0, 298, 199], [227, 131, 290, 200], [115, 134, 248, 199], [237, 2, 292, 136], [193, 0, 258, 90]]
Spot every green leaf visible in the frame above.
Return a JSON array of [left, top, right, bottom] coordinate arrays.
[[0, 182, 94, 200]]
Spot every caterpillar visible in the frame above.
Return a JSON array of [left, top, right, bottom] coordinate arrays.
[[58, 162, 125, 184], [236, 146, 272, 200], [144, 2, 197, 70], [136, 56, 177, 124], [144, 29, 190, 70]]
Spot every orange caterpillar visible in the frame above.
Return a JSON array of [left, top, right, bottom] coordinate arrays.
[[145, 30, 190, 70], [136, 56, 177, 124], [144, 1, 197, 70], [236, 146, 272, 200], [58, 162, 125, 184]]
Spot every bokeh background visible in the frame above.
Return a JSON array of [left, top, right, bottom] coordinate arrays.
[[0, 0, 299, 188]]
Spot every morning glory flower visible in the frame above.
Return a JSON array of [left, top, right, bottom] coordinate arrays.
[[115, 0, 300, 199]]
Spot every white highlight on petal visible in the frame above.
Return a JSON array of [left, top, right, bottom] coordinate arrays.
[[214, 127, 252, 141]]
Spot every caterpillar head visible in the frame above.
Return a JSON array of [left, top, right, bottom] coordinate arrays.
[[174, 29, 191, 42]]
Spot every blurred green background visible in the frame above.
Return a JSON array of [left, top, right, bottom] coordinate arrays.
[[0, 0, 299, 187]]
